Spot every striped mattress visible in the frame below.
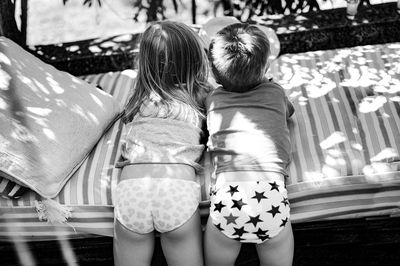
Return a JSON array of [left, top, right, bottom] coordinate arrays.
[[1, 42, 400, 241]]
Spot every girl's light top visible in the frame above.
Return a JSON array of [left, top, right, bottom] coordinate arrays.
[[117, 96, 205, 172]]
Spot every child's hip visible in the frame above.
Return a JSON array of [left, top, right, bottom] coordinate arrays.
[[209, 174, 290, 244], [114, 177, 200, 234]]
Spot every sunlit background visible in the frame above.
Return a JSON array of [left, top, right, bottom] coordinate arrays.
[[14, 0, 397, 45]]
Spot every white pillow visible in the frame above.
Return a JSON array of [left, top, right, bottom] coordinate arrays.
[[0, 37, 121, 198]]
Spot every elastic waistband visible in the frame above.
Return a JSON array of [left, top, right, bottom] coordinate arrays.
[[120, 163, 197, 182], [215, 171, 285, 184]]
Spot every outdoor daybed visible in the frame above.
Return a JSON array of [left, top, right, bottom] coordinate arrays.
[[1, 3, 400, 266]]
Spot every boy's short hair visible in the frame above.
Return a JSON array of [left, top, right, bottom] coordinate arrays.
[[209, 23, 271, 92]]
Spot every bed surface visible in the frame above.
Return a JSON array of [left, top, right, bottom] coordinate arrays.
[[1, 42, 399, 242]]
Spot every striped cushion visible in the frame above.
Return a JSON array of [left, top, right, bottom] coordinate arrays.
[[1, 43, 400, 241], [268, 42, 400, 222], [0, 174, 29, 199]]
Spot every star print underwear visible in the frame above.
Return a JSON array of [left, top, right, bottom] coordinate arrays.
[[114, 178, 200, 234], [209, 176, 290, 244]]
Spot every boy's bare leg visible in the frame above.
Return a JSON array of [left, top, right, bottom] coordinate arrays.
[[204, 218, 242, 266], [113, 219, 155, 266], [256, 221, 294, 266], [160, 211, 204, 266]]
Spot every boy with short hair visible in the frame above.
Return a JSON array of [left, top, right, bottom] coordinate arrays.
[[205, 23, 295, 266]]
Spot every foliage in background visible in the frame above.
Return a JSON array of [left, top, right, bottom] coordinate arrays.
[[0, 0, 26, 45], [219, 0, 323, 21], [63, 0, 180, 22], [0, 0, 375, 46], [63, 0, 102, 7], [62, 0, 339, 23]]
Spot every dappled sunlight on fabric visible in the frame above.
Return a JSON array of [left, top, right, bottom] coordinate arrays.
[[10, 121, 38, 143], [273, 45, 400, 119], [0, 68, 11, 90], [55, 98, 68, 108], [390, 96, 400, 102], [87, 112, 100, 125], [26, 107, 52, 116], [90, 94, 104, 108], [278, 65, 296, 89], [71, 76, 84, 85], [68, 104, 99, 125], [100, 176, 110, 191], [317, 132, 355, 179], [351, 142, 363, 151], [45, 76, 64, 94], [121, 69, 138, 79], [374, 70, 399, 91], [43, 128, 56, 141], [325, 148, 348, 170], [33, 78, 51, 94], [393, 63, 400, 74], [288, 90, 302, 100], [358, 95, 387, 113], [340, 67, 362, 87], [358, 66, 380, 86], [321, 164, 342, 178], [284, 65, 312, 89], [228, 112, 273, 156], [370, 148, 399, 163], [320, 60, 345, 73], [0, 52, 11, 66], [18, 74, 33, 87], [316, 129, 399, 182], [0, 131, 11, 150], [297, 96, 308, 106], [24, 110, 57, 141], [334, 48, 353, 59], [363, 163, 395, 183], [320, 131, 347, 150], [305, 73, 336, 98], [302, 171, 325, 185]]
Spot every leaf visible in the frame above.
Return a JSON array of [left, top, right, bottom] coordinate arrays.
[[171, 0, 178, 13], [83, 0, 91, 7]]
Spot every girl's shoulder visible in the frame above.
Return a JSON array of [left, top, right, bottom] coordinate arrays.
[[134, 98, 203, 128]]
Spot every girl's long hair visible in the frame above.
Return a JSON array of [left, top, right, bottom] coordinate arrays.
[[124, 21, 210, 123]]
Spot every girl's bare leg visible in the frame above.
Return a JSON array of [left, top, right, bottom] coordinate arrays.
[[160, 210, 204, 266], [204, 218, 242, 266], [113, 219, 155, 266], [256, 221, 294, 266]]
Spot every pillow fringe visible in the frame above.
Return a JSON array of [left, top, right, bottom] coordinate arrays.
[[34, 199, 72, 225]]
